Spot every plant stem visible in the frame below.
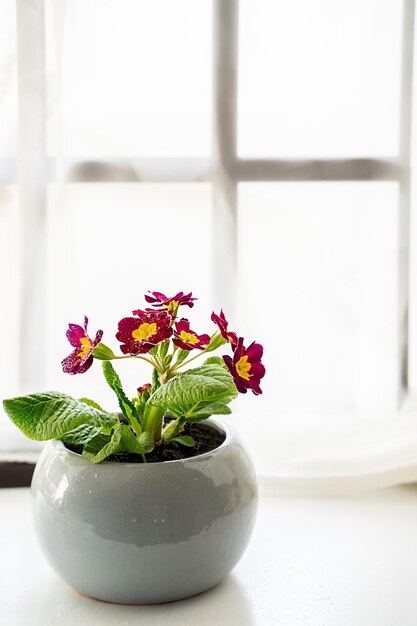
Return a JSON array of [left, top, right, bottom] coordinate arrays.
[[142, 404, 165, 442], [134, 355, 163, 372], [153, 354, 164, 371], [113, 353, 163, 373], [167, 347, 208, 375]]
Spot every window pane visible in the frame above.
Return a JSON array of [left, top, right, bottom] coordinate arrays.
[[46, 183, 212, 407], [238, 0, 402, 157], [237, 182, 399, 417], [46, 0, 212, 157], [0, 0, 17, 156]]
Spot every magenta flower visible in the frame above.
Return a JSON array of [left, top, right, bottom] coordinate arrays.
[[173, 319, 210, 351], [223, 337, 265, 395], [211, 310, 238, 348], [116, 310, 173, 355], [62, 317, 103, 375], [144, 291, 197, 312], [137, 383, 152, 396]]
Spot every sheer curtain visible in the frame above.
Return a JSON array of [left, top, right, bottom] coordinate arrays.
[[2, 0, 417, 494]]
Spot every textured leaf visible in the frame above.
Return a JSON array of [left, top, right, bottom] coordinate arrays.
[[93, 343, 117, 360], [83, 425, 154, 463], [79, 397, 105, 411], [148, 364, 237, 419], [2, 392, 114, 441], [204, 356, 227, 368], [151, 367, 160, 392], [162, 416, 185, 442], [83, 432, 114, 463], [61, 421, 102, 445], [172, 435, 195, 447], [181, 363, 236, 385], [122, 428, 154, 455], [101, 362, 141, 432], [186, 401, 232, 423]]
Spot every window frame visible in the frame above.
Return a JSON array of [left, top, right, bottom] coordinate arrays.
[[10, 0, 416, 406]]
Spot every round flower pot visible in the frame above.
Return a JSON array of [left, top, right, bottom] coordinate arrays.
[[31, 417, 258, 604]]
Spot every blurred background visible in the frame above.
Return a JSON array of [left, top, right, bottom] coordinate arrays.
[[2, 0, 417, 485]]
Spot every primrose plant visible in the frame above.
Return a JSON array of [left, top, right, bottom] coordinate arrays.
[[3, 291, 265, 463]]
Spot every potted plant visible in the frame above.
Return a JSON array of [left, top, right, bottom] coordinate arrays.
[[3, 291, 265, 604]]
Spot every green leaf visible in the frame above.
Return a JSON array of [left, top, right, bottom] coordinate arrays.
[[83, 432, 114, 463], [101, 362, 141, 433], [61, 421, 102, 446], [79, 397, 105, 411], [93, 342, 117, 360], [148, 364, 237, 420], [175, 350, 189, 365], [82, 425, 154, 464], [204, 332, 227, 353], [78, 398, 118, 432], [172, 435, 195, 447], [162, 416, 185, 442], [142, 404, 166, 440], [121, 428, 154, 455], [204, 356, 227, 369], [151, 367, 160, 392], [186, 401, 232, 423], [2, 392, 114, 441], [158, 340, 170, 359]]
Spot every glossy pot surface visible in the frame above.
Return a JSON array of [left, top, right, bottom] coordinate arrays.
[[31, 418, 258, 604]]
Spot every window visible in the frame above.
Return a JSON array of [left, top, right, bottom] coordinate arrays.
[[1, 0, 416, 477]]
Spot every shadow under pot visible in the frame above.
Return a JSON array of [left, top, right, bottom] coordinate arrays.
[[31, 417, 258, 604]]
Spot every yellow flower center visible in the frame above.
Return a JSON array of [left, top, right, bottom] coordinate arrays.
[[236, 355, 251, 380], [77, 337, 91, 357], [132, 322, 157, 342], [179, 330, 199, 345], [167, 300, 179, 310]]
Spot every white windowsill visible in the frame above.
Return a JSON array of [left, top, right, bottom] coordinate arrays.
[[2, 480, 417, 625]]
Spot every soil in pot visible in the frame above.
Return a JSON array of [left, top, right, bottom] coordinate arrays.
[[65, 420, 226, 463]]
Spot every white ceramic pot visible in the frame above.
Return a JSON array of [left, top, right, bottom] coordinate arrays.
[[31, 417, 258, 604]]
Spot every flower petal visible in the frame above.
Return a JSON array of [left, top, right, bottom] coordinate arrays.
[[245, 341, 263, 363], [93, 329, 104, 347], [116, 312, 172, 356], [62, 317, 103, 375], [249, 362, 266, 379], [66, 324, 85, 348]]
